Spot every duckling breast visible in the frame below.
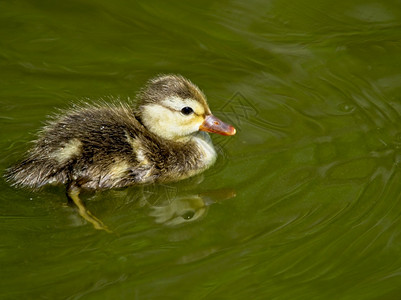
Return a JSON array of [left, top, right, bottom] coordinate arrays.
[[192, 132, 217, 169]]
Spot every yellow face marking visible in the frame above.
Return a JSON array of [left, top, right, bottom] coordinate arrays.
[[141, 96, 210, 140], [161, 97, 206, 116], [52, 138, 82, 163]]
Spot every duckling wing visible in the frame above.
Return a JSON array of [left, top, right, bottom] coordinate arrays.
[[6, 105, 158, 190]]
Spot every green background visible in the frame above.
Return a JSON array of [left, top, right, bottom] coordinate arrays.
[[1, 0, 401, 299]]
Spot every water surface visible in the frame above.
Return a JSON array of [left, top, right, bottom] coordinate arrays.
[[1, 0, 401, 299]]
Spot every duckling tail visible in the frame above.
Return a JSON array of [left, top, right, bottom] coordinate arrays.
[[4, 157, 67, 189]]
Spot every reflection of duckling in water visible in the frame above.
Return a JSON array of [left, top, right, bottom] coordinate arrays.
[[150, 195, 209, 226], [148, 188, 236, 226], [5, 75, 236, 231]]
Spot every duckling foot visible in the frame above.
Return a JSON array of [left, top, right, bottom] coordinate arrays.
[[67, 183, 112, 233]]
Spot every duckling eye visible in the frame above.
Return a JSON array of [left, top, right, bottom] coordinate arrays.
[[181, 106, 194, 115]]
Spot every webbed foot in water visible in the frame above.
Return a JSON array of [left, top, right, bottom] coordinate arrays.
[[67, 183, 112, 233]]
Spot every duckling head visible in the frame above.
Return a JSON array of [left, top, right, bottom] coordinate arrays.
[[137, 74, 236, 141]]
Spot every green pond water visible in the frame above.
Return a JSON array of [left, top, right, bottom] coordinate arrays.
[[1, 0, 401, 299]]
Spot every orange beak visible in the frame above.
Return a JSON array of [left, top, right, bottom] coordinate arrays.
[[199, 115, 236, 136]]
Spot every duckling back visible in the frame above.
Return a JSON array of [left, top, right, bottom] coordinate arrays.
[[5, 104, 136, 189]]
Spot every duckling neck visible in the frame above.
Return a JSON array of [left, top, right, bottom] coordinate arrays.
[[190, 131, 217, 169], [135, 112, 217, 175]]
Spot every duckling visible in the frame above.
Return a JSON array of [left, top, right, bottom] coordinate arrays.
[[5, 74, 236, 230]]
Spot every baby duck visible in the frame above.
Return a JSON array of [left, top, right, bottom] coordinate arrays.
[[6, 74, 236, 229]]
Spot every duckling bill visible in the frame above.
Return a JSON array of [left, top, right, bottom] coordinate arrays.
[[5, 74, 236, 230]]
